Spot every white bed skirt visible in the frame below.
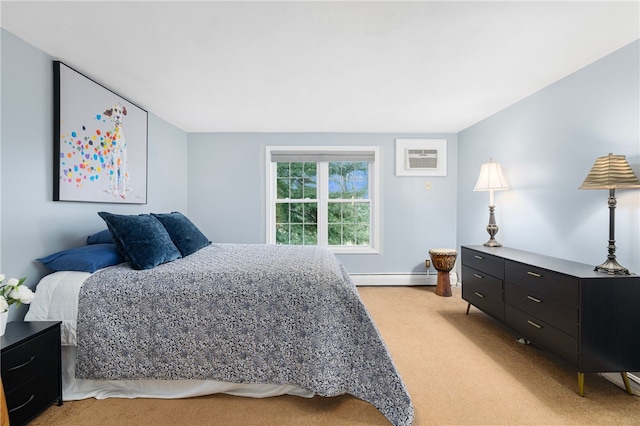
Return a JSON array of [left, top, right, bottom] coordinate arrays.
[[61, 346, 315, 401]]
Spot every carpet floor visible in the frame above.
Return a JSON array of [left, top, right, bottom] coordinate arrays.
[[32, 286, 640, 425]]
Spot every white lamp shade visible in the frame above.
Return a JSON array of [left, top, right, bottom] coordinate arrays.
[[474, 160, 510, 192]]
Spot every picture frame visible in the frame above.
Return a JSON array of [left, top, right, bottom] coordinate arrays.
[[53, 61, 148, 203], [395, 138, 447, 176]]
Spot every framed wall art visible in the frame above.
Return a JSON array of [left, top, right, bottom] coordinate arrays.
[[53, 61, 148, 203]]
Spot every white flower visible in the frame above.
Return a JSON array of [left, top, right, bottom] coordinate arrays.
[[9, 286, 34, 304], [0, 274, 32, 310]]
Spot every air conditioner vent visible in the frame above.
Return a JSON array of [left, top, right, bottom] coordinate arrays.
[[395, 138, 447, 176], [406, 149, 438, 170]]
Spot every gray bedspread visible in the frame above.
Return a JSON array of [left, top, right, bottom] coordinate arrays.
[[76, 243, 413, 425]]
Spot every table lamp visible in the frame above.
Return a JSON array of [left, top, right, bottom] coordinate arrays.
[[474, 159, 510, 247], [579, 153, 640, 274]]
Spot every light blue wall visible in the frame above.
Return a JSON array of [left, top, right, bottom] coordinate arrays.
[[187, 133, 458, 273], [0, 29, 189, 320], [457, 40, 640, 274], [3, 27, 638, 322]]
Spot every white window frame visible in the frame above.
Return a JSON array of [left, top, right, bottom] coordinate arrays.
[[266, 146, 380, 254]]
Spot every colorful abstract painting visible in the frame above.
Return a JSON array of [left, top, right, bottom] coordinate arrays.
[[54, 62, 147, 203]]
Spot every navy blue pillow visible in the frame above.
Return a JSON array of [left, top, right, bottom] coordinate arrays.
[[151, 212, 211, 257], [98, 212, 181, 270], [87, 229, 113, 244], [37, 244, 124, 273]]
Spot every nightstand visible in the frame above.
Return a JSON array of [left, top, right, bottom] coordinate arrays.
[[1, 321, 62, 426]]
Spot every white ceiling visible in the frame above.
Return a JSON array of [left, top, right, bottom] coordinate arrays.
[[1, 1, 639, 133]]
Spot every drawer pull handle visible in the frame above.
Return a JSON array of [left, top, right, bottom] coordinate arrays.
[[473, 274, 483, 279], [527, 271, 542, 278], [8, 356, 36, 371], [474, 292, 485, 298], [527, 320, 542, 329], [474, 255, 484, 260], [527, 295, 542, 303], [9, 394, 35, 413]]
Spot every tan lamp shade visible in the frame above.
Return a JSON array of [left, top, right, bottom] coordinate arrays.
[[579, 153, 640, 190]]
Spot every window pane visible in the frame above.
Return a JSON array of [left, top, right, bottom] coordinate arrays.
[[275, 224, 289, 245], [303, 177, 316, 199], [303, 162, 316, 178], [303, 203, 317, 224], [290, 163, 303, 177], [327, 201, 370, 246], [303, 163, 317, 199], [327, 202, 341, 222], [277, 177, 290, 199], [343, 222, 356, 244], [328, 162, 369, 199], [355, 203, 370, 222], [328, 162, 343, 199], [351, 162, 369, 199], [328, 224, 342, 245], [277, 163, 290, 178], [290, 224, 304, 244], [278, 162, 317, 200], [276, 163, 292, 199], [356, 224, 370, 245], [275, 203, 289, 223], [291, 177, 304, 199], [290, 203, 304, 223], [341, 203, 355, 222], [303, 224, 317, 245], [276, 202, 317, 245]]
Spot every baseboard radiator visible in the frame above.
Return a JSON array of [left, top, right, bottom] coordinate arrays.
[[350, 272, 458, 287]]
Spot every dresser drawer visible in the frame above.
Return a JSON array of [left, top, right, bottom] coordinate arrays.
[[504, 282, 578, 337], [505, 260, 578, 307], [462, 265, 504, 321], [5, 372, 59, 426], [1, 328, 58, 390], [505, 305, 578, 365], [462, 247, 504, 279]]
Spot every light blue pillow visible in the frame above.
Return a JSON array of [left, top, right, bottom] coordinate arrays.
[[37, 244, 124, 273], [87, 229, 113, 244], [151, 212, 211, 257], [98, 212, 181, 270]]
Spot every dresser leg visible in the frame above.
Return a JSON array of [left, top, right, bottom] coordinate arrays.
[[578, 372, 585, 397], [466, 303, 471, 315], [621, 372, 633, 395]]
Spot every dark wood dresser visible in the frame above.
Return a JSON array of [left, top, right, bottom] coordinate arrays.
[[1, 321, 62, 425], [461, 245, 640, 396]]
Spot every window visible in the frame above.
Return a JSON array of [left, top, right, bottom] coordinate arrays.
[[266, 146, 379, 253]]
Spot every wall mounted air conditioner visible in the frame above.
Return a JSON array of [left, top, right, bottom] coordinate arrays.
[[406, 149, 438, 171], [395, 139, 447, 176]]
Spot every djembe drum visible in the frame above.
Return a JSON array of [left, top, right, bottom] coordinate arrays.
[[429, 248, 458, 297]]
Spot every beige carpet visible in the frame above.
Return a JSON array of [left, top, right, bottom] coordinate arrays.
[[32, 286, 640, 425]]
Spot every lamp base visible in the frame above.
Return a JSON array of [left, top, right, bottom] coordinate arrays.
[[483, 238, 502, 248], [483, 206, 502, 247], [595, 257, 630, 275]]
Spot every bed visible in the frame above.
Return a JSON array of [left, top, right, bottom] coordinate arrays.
[[26, 221, 414, 426]]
